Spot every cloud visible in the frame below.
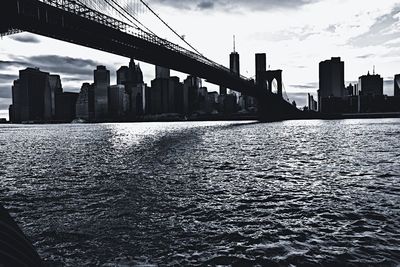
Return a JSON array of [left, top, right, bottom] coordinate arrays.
[[356, 54, 374, 59], [0, 97, 11, 111], [348, 6, 400, 47], [326, 24, 337, 33], [288, 82, 318, 92], [197, 1, 214, 9], [0, 84, 12, 99], [148, 0, 318, 11], [0, 74, 18, 81], [286, 92, 311, 108], [26, 55, 102, 77], [10, 34, 41, 44], [0, 55, 102, 76], [0, 55, 107, 92]]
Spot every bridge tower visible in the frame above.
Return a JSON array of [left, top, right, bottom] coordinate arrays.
[[255, 53, 283, 98]]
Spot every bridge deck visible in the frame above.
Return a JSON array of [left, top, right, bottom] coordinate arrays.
[[0, 0, 301, 119]]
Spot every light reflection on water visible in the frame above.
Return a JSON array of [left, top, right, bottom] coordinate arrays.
[[0, 119, 399, 266]]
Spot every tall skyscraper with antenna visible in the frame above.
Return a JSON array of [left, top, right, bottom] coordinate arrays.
[[230, 35, 240, 76], [229, 35, 241, 102]]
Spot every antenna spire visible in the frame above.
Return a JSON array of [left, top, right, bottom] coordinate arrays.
[[373, 65, 375, 75], [233, 35, 236, 52]]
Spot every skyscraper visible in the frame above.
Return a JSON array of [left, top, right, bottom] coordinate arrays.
[[117, 66, 129, 85], [94, 66, 110, 121], [230, 52, 240, 76], [183, 75, 201, 114], [45, 75, 62, 120], [359, 71, 383, 96], [108, 85, 129, 119], [76, 83, 95, 121], [394, 74, 400, 97], [229, 36, 241, 101], [156, 66, 170, 79], [219, 86, 227, 96], [319, 57, 345, 98], [319, 57, 345, 112], [10, 68, 50, 122]]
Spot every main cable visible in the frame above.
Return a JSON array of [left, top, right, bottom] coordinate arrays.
[[138, 0, 203, 56]]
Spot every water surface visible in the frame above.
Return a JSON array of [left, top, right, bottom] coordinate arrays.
[[0, 119, 399, 266]]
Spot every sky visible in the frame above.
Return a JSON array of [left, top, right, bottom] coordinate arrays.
[[1, 0, 400, 119]]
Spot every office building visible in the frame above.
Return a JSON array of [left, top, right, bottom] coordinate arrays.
[[56, 92, 78, 122], [183, 75, 201, 114], [319, 57, 345, 98], [219, 86, 227, 96], [156, 66, 170, 79], [117, 66, 129, 85], [170, 76, 184, 114], [130, 83, 146, 116], [117, 59, 145, 117], [94, 66, 110, 121], [346, 83, 358, 96], [229, 36, 241, 101], [359, 71, 383, 96], [45, 75, 62, 120], [108, 85, 129, 120], [395, 74, 400, 97], [308, 94, 318, 111], [318, 57, 345, 112], [149, 66, 178, 115], [76, 83, 95, 121], [10, 68, 50, 122], [150, 74, 168, 114]]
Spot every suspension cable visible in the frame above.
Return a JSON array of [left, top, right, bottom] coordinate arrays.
[[138, 0, 203, 56], [106, 0, 158, 37]]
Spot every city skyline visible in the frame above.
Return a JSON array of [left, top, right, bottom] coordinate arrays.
[[1, 0, 400, 119]]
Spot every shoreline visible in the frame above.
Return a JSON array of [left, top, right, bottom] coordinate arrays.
[[2, 112, 400, 124]]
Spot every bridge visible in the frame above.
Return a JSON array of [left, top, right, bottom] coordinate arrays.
[[0, 0, 301, 120]]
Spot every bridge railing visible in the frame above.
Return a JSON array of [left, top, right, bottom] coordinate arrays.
[[35, 0, 252, 83]]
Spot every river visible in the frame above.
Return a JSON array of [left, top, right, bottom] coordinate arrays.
[[0, 119, 399, 266]]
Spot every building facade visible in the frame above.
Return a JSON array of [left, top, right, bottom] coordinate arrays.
[[395, 74, 400, 97], [93, 66, 110, 121], [318, 57, 345, 112], [75, 83, 95, 121], [359, 72, 383, 96]]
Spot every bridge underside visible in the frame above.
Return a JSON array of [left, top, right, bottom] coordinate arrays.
[[1, 0, 301, 121]]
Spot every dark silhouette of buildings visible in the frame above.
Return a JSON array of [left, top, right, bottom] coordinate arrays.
[[395, 74, 400, 97], [9, 58, 259, 124], [319, 57, 345, 98], [183, 75, 201, 114], [318, 57, 345, 113], [149, 66, 171, 114], [317, 58, 400, 114], [56, 92, 79, 122], [10, 68, 50, 122], [229, 36, 241, 101], [346, 83, 358, 96], [219, 86, 227, 96], [359, 71, 383, 96], [308, 94, 318, 111], [108, 85, 129, 120], [148, 66, 186, 115], [93, 66, 110, 121], [76, 83, 95, 121], [117, 59, 145, 117], [9, 68, 77, 123]]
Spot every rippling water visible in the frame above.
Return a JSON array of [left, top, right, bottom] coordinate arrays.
[[1, 119, 400, 266]]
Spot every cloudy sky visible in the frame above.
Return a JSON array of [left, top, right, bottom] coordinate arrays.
[[1, 0, 400, 119]]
